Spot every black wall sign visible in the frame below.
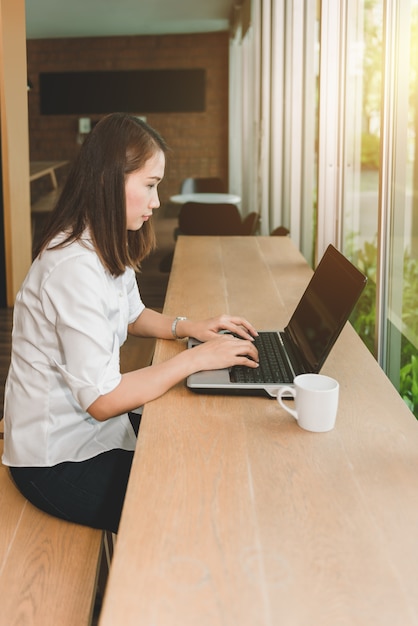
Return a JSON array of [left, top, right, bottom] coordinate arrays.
[[40, 69, 206, 115]]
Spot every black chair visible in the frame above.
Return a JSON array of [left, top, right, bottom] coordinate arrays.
[[180, 177, 226, 194], [178, 202, 260, 236]]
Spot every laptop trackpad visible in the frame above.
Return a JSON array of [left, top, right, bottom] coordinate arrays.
[[189, 368, 230, 384]]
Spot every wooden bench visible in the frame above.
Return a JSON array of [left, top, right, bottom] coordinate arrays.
[[31, 186, 63, 215], [30, 160, 69, 246], [31, 186, 63, 248], [0, 431, 105, 626]]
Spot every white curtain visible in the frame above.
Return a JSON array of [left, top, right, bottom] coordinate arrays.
[[229, 3, 259, 223], [229, 0, 317, 261], [228, 0, 290, 236]]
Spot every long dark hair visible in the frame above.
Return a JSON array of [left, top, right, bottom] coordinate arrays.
[[35, 113, 168, 276]]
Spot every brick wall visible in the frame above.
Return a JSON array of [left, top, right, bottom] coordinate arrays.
[[26, 32, 229, 203]]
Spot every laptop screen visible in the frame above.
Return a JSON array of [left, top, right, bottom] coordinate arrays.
[[285, 245, 367, 372]]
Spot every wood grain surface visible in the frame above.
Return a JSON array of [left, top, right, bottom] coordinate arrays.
[[100, 236, 418, 626]]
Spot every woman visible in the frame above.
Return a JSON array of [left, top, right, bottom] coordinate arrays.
[[2, 113, 259, 533]]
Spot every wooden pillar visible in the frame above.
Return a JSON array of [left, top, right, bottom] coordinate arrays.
[[0, 0, 31, 306]]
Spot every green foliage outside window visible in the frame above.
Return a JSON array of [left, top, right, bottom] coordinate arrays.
[[347, 235, 418, 419], [361, 133, 380, 170]]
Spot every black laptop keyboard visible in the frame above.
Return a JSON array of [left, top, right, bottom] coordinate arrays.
[[230, 332, 294, 384]]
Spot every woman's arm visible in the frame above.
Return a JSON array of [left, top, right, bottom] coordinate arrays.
[[129, 308, 258, 342], [87, 332, 259, 421], [128, 308, 179, 339]]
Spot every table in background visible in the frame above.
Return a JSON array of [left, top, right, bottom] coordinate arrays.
[[30, 160, 69, 189], [30, 161, 70, 244], [100, 236, 418, 626], [170, 192, 241, 205]]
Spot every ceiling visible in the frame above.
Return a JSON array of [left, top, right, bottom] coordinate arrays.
[[25, 0, 235, 39]]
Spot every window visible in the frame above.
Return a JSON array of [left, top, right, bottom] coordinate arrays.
[[229, 0, 418, 418], [383, 0, 418, 417], [319, 0, 418, 418]]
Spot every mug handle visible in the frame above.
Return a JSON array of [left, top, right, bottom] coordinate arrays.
[[277, 386, 298, 419]]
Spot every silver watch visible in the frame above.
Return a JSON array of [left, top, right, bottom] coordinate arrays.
[[171, 316, 187, 339]]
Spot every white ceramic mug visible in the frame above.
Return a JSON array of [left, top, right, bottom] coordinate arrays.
[[277, 373, 339, 432]]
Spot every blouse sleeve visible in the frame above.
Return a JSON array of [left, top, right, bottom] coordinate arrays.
[[40, 252, 144, 411]]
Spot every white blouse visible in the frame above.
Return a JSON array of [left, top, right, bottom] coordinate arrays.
[[2, 234, 144, 467]]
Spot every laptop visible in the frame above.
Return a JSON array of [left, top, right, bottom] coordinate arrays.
[[186, 244, 367, 398]]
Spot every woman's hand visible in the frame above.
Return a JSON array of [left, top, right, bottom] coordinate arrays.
[[187, 333, 259, 372], [181, 314, 258, 343], [88, 331, 259, 421]]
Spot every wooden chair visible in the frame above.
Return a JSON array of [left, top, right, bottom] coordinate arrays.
[[242, 211, 260, 235], [270, 225, 290, 236], [178, 202, 258, 236], [180, 177, 226, 194], [158, 205, 261, 274]]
